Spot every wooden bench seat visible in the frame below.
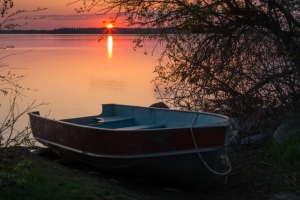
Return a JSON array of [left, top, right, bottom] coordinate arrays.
[[117, 124, 165, 130]]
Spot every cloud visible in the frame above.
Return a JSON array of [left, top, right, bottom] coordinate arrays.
[[42, 14, 100, 21]]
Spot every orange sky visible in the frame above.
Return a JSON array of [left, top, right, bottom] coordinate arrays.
[[8, 0, 118, 30]]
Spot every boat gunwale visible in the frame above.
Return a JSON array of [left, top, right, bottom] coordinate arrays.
[[28, 112, 229, 131], [116, 103, 229, 118]]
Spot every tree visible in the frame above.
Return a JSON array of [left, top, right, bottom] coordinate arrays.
[[0, 1, 46, 148], [0, 0, 46, 30], [75, 0, 300, 140]]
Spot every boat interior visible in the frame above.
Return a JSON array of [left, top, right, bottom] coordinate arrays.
[[60, 104, 229, 130]]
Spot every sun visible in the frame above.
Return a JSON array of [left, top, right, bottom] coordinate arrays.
[[106, 23, 114, 29]]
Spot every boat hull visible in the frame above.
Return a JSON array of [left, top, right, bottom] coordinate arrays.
[[35, 136, 223, 186], [29, 105, 229, 187]]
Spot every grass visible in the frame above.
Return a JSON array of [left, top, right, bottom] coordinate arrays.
[[0, 150, 129, 200], [268, 132, 300, 166], [265, 132, 300, 194], [1, 137, 300, 200], [2, 172, 109, 200], [207, 136, 300, 199]]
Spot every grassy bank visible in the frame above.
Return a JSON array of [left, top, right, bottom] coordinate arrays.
[[1, 163, 109, 200], [0, 148, 136, 200], [1, 139, 300, 200], [214, 139, 300, 198]]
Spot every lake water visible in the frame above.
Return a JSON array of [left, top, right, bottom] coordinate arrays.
[[0, 34, 163, 132]]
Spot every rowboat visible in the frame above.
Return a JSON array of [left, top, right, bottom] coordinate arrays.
[[28, 103, 230, 186]]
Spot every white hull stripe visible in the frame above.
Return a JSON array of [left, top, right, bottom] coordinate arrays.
[[35, 137, 220, 159]]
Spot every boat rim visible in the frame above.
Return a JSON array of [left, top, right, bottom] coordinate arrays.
[[28, 111, 229, 131]]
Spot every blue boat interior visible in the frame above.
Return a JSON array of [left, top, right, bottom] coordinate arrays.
[[59, 104, 229, 130]]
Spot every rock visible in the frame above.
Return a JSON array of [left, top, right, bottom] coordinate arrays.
[[228, 132, 268, 146], [31, 148, 52, 156], [2, 158, 10, 165], [88, 171, 101, 176], [53, 158, 73, 165], [270, 192, 300, 200], [228, 118, 268, 145], [273, 118, 300, 143], [163, 188, 183, 193], [149, 102, 169, 109], [8, 146, 30, 154], [108, 179, 120, 184]]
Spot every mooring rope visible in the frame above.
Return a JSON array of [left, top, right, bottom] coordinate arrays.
[[190, 115, 231, 175]]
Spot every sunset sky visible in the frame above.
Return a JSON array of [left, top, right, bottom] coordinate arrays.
[[10, 0, 116, 30]]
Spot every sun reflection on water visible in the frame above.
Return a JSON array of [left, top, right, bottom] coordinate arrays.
[[107, 35, 113, 60]]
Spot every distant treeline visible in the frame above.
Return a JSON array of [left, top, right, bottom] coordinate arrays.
[[0, 28, 160, 34]]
